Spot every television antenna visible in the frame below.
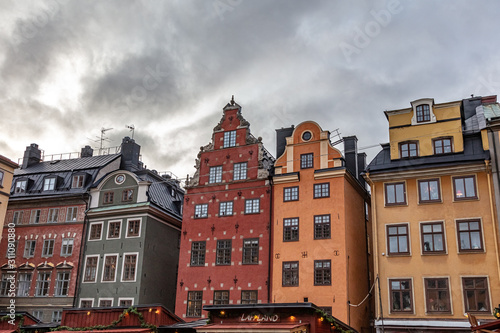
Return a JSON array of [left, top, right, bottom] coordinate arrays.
[[99, 127, 113, 155], [126, 125, 135, 139]]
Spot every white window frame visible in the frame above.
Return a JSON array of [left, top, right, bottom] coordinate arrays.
[[47, 208, 59, 223], [12, 211, 23, 224], [194, 204, 208, 218], [101, 253, 119, 283], [17, 272, 32, 297], [24, 240, 36, 258], [223, 130, 237, 148], [82, 255, 100, 283], [233, 162, 247, 181], [43, 177, 56, 191], [51, 310, 63, 323], [120, 252, 139, 282], [106, 220, 122, 240], [88, 222, 104, 241], [219, 201, 233, 216], [125, 218, 142, 238], [15, 180, 27, 193], [118, 297, 135, 307], [29, 209, 41, 224], [79, 298, 94, 308], [54, 271, 71, 296], [32, 310, 43, 321], [61, 238, 74, 256], [98, 297, 114, 307], [244, 199, 260, 214], [35, 271, 51, 297], [66, 206, 78, 222], [209, 166, 223, 183], [42, 239, 55, 258], [72, 174, 85, 188]]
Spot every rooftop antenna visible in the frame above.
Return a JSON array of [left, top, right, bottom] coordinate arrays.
[[126, 125, 135, 139], [99, 127, 113, 155], [330, 128, 343, 146]]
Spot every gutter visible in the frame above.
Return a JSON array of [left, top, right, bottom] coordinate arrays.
[[73, 192, 91, 308]]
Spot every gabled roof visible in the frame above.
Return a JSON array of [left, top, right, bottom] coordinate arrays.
[[15, 154, 120, 175], [136, 171, 183, 219]]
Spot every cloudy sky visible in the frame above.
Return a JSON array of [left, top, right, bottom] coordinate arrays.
[[1, 0, 499, 180]]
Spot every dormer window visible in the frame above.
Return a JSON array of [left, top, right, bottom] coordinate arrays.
[[399, 141, 418, 158], [43, 177, 56, 191], [72, 175, 85, 188], [433, 137, 453, 155], [223, 131, 236, 148], [416, 105, 431, 123], [15, 180, 27, 194]]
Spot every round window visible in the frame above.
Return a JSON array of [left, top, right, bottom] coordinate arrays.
[[115, 174, 126, 185], [302, 131, 312, 141]]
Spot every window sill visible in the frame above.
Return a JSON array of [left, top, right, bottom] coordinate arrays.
[[384, 203, 408, 207]]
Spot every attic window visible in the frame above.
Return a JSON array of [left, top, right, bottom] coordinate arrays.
[[416, 105, 431, 123], [223, 131, 236, 148], [43, 177, 56, 191], [410, 98, 436, 125], [15, 180, 27, 194], [72, 175, 85, 188]]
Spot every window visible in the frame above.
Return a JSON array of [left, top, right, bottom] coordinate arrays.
[[399, 141, 418, 158], [433, 138, 453, 154], [29, 209, 41, 224], [214, 290, 229, 305], [191, 241, 206, 266], [0, 274, 10, 296], [314, 260, 331, 286], [223, 130, 236, 148], [416, 104, 431, 123], [424, 278, 450, 313], [103, 191, 114, 204], [390, 279, 413, 312], [43, 177, 56, 191], [385, 182, 406, 206], [108, 221, 121, 239], [102, 255, 118, 282], [99, 299, 113, 307], [33, 311, 43, 321], [421, 222, 445, 253], [55, 271, 70, 296], [52, 310, 62, 323], [122, 254, 137, 281], [300, 153, 314, 169], [216, 240, 231, 265], [0, 171, 3, 187], [89, 223, 103, 240], [418, 179, 441, 203], [242, 239, 259, 264], [61, 238, 74, 256], [47, 208, 59, 223], [233, 162, 247, 181], [24, 240, 36, 258], [119, 299, 133, 306], [35, 272, 51, 297], [453, 176, 477, 200], [283, 218, 299, 242], [457, 220, 483, 252], [282, 261, 299, 287], [209, 166, 223, 183], [42, 239, 54, 257], [314, 183, 330, 198], [80, 299, 94, 308], [284, 186, 299, 201], [66, 207, 78, 222], [314, 215, 331, 239], [17, 273, 32, 296], [127, 219, 141, 237], [187, 291, 203, 317], [463, 277, 490, 312], [244, 199, 260, 214], [387, 224, 409, 255], [72, 175, 85, 188], [195, 204, 208, 218], [15, 180, 27, 193], [12, 211, 23, 224], [241, 290, 258, 304], [219, 201, 233, 216], [122, 189, 133, 202], [83, 256, 98, 282]]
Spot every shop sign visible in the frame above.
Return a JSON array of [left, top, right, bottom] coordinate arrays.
[[240, 313, 280, 322]]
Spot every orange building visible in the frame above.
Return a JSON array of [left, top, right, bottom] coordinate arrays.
[[271, 121, 372, 332], [365, 96, 500, 332]]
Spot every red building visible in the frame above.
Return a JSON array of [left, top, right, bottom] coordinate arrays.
[[175, 98, 274, 320]]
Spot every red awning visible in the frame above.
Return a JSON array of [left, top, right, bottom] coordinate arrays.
[[196, 323, 309, 333], [56, 329, 153, 333]]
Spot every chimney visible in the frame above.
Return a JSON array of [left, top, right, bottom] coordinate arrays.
[[343, 136, 358, 180], [22, 143, 41, 169], [357, 152, 367, 190], [121, 137, 141, 171], [81, 145, 94, 158], [276, 125, 295, 158]]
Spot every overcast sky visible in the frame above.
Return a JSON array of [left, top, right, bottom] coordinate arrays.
[[1, 0, 499, 180]]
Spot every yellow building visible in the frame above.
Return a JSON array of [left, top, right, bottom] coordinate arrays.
[[365, 97, 500, 332], [0, 155, 18, 232]]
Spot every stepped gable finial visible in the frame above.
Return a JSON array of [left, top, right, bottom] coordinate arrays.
[[231, 95, 235, 105]]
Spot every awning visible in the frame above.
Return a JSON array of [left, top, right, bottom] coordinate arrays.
[[196, 323, 309, 333], [56, 329, 153, 333]]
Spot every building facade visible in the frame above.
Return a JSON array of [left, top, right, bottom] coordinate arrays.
[[271, 122, 372, 332], [175, 99, 274, 320], [77, 138, 184, 310], [0, 155, 18, 231], [0, 143, 121, 323], [365, 97, 500, 332]]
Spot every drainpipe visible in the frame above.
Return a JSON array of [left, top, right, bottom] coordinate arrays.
[[267, 175, 273, 303], [73, 192, 91, 308], [485, 160, 500, 282]]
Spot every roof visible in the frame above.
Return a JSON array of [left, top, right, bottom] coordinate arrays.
[[196, 323, 309, 332], [366, 133, 489, 174], [15, 154, 120, 175], [0, 155, 18, 169], [57, 329, 153, 333], [483, 102, 500, 120], [136, 171, 183, 219], [161, 319, 208, 329]]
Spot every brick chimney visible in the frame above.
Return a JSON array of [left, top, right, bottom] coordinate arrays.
[[81, 145, 94, 158], [22, 143, 41, 169], [343, 136, 358, 180], [357, 152, 367, 190], [276, 125, 295, 158], [121, 137, 141, 171]]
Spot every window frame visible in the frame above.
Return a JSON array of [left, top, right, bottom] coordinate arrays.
[[300, 153, 314, 169], [424, 277, 451, 314], [194, 204, 208, 219], [14, 179, 27, 194], [80, 298, 94, 308], [314, 260, 331, 286], [456, 219, 484, 253], [219, 201, 233, 217], [29, 209, 41, 224], [24, 240, 36, 258], [107, 220, 122, 240], [209, 166, 223, 184], [0, 171, 3, 187], [66, 206, 78, 222], [241, 290, 258, 304], [101, 254, 118, 283], [61, 238, 74, 256], [314, 214, 331, 240], [389, 278, 413, 313], [54, 271, 71, 296], [314, 183, 330, 199], [416, 104, 431, 123], [233, 162, 247, 181], [386, 223, 410, 256], [453, 175, 478, 201], [72, 175, 85, 188], [88, 222, 103, 241], [283, 186, 299, 202], [43, 177, 56, 191], [118, 298, 134, 307], [223, 130, 237, 148], [216, 239, 232, 266], [126, 218, 141, 238], [433, 137, 453, 155], [418, 178, 441, 203], [420, 222, 446, 254], [282, 261, 299, 287], [12, 211, 24, 225], [186, 291, 203, 318], [190, 241, 206, 267], [98, 298, 114, 307], [399, 141, 418, 158], [47, 208, 59, 223], [283, 217, 299, 242], [42, 239, 55, 258], [52, 310, 63, 323], [103, 191, 114, 204], [0, 274, 10, 296], [83, 255, 99, 283], [213, 290, 229, 305], [35, 271, 51, 297], [242, 238, 259, 265], [121, 252, 138, 282], [462, 276, 490, 313], [122, 189, 134, 202], [244, 199, 260, 214], [384, 182, 407, 206], [17, 272, 32, 297]]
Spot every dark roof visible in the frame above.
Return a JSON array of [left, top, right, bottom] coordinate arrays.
[[10, 154, 120, 199], [366, 133, 489, 174], [160, 319, 208, 329], [136, 171, 183, 219]]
